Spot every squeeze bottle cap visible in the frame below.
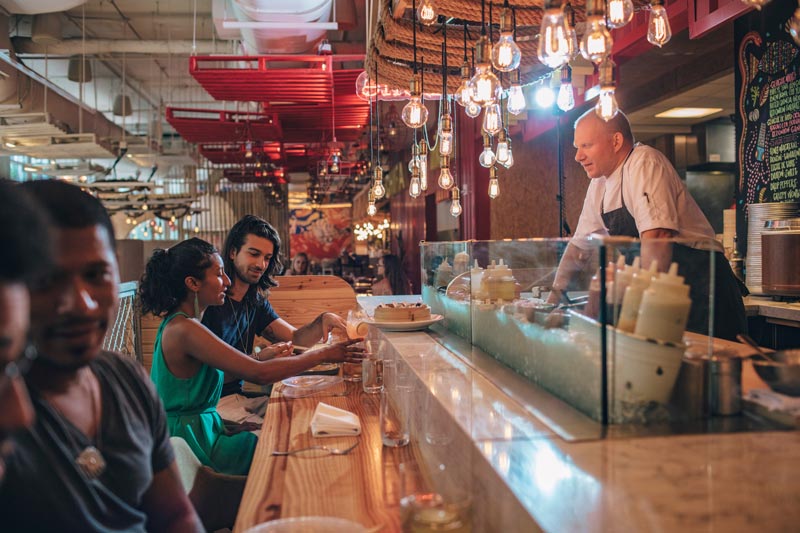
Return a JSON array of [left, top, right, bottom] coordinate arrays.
[[652, 262, 689, 295], [495, 258, 512, 276], [471, 259, 484, 272], [437, 259, 453, 271]]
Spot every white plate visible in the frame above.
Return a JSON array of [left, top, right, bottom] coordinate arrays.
[[366, 314, 444, 332], [244, 516, 367, 533]]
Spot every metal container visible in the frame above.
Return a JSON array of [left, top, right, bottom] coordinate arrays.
[[762, 218, 800, 297], [708, 353, 742, 416], [670, 354, 709, 420]]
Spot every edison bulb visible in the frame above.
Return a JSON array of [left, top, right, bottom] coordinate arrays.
[[355, 70, 378, 101], [496, 139, 510, 164], [507, 84, 526, 115], [402, 97, 428, 128], [491, 32, 522, 72], [373, 180, 386, 199], [557, 81, 575, 112], [408, 156, 419, 172], [409, 176, 421, 197], [329, 154, 339, 174], [244, 141, 253, 158], [534, 86, 555, 109], [580, 16, 612, 63], [455, 76, 474, 108], [647, 4, 672, 47], [500, 147, 514, 169], [537, 9, 570, 69], [607, 0, 634, 29], [466, 100, 481, 118], [566, 19, 579, 59], [439, 132, 453, 156], [482, 103, 503, 135], [417, 0, 437, 25], [419, 155, 428, 190], [470, 65, 501, 105], [596, 87, 619, 121], [367, 202, 377, 216], [450, 191, 462, 217], [479, 146, 496, 168], [438, 166, 454, 189], [488, 177, 500, 199]]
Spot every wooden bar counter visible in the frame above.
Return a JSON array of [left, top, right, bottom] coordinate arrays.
[[237, 296, 800, 532]]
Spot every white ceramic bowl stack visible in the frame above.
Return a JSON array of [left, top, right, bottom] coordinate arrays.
[[746, 202, 800, 294]]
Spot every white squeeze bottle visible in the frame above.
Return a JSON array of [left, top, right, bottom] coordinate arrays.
[[470, 260, 486, 300], [494, 259, 517, 301], [606, 256, 635, 307], [634, 262, 691, 344], [617, 260, 657, 332]]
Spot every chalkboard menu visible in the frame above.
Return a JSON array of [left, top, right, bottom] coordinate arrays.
[[735, 0, 800, 251]]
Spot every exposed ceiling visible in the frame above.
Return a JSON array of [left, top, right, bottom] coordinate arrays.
[[1, 0, 737, 200]]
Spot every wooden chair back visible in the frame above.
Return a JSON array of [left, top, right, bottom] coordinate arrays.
[[103, 281, 142, 364], [269, 275, 357, 327]]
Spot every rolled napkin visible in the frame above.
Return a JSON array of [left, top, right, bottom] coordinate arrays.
[[745, 389, 800, 414], [310, 402, 362, 437]]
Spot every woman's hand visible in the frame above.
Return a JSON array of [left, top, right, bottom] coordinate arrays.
[[320, 312, 348, 341], [309, 337, 366, 364], [255, 341, 293, 361]]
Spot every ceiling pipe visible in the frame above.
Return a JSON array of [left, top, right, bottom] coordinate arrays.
[[16, 39, 222, 56]]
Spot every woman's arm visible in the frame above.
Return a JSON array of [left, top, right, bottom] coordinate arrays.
[[163, 317, 363, 385]]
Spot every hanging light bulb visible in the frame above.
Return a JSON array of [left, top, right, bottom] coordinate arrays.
[[647, 0, 672, 47], [466, 100, 482, 118], [564, 3, 579, 60], [580, 1, 613, 64], [367, 188, 377, 216], [450, 187, 463, 217], [244, 141, 253, 158], [482, 103, 503, 135], [409, 165, 422, 198], [506, 69, 526, 115], [329, 153, 340, 174], [500, 137, 514, 169], [595, 58, 619, 121], [534, 83, 555, 109], [488, 166, 500, 199], [455, 63, 474, 108], [373, 166, 386, 199], [790, 6, 800, 46], [355, 70, 378, 101], [439, 114, 453, 156], [438, 155, 455, 189], [419, 140, 429, 191], [408, 143, 420, 172], [402, 74, 429, 128], [537, 2, 570, 69], [470, 36, 501, 105], [417, 0, 437, 25], [491, 3, 522, 72], [557, 66, 575, 112], [496, 129, 509, 164], [607, 0, 634, 29], [479, 133, 496, 168]]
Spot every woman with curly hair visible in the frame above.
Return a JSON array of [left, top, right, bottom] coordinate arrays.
[[139, 238, 364, 475]]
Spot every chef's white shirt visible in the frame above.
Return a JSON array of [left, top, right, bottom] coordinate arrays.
[[572, 143, 721, 252]]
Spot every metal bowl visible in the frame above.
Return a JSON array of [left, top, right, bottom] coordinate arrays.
[[752, 349, 800, 396]]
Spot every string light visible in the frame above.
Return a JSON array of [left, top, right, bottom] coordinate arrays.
[[647, 0, 672, 47], [534, 83, 555, 109], [450, 187, 462, 217], [595, 58, 619, 121], [491, 2, 521, 72], [580, 0, 612, 64], [438, 155, 455, 189], [538, 1, 570, 69], [607, 0, 634, 29], [479, 133, 496, 168], [506, 69, 526, 116], [488, 166, 500, 199]]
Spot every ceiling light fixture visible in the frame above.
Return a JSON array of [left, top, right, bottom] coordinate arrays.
[[479, 133, 496, 167], [450, 187, 462, 217], [647, 0, 672, 47], [607, 0, 635, 29], [506, 69, 526, 115], [417, 0, 437, 25], [488, 165, 500, 199], [538, 0, 570, 69], [557, 66, 575, 112], [402, 0, 429, 129], [438, 155, 454, 189], [470, 0, 501, 106], [580, 0, 613, 64], [655, 107, 723, 118], [595, 58, 619, 121]]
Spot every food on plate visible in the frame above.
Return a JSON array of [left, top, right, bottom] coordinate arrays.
[[373, 302, 432, 322]]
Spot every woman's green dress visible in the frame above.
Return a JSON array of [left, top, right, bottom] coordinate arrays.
[[151, 312, 256, 475]]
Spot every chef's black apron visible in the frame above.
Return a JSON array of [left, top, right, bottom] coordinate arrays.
[[601, 149, 747, 341]]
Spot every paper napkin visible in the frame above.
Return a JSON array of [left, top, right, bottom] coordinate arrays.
[[310, 402, 362, 437], [745, 389, 800, 414]]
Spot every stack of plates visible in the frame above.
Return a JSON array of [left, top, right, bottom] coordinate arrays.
[[723, 208, 737, 252], [746, 202, 800, 294]]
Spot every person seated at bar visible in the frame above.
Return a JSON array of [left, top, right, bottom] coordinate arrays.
[[548, 109, 747, 340], [0, 181, 52, 485], [284, 252, 310, 275], [202, 215, 351, 400], [139, 237, 364, 475], [1, 180, 202, 532], [372, 254, 411, 296]]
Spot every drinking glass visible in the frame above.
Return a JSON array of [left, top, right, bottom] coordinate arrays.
[[399, 462, 473, 533], [362, 339, 387, 393], [380, 387, 410, 447]]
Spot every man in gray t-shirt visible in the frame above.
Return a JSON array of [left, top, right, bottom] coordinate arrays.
[[0, 181, 202, 532]]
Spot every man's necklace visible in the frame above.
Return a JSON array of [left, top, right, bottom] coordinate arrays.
[[40, 369, 107, 480], [229, 297, 252, 351]]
